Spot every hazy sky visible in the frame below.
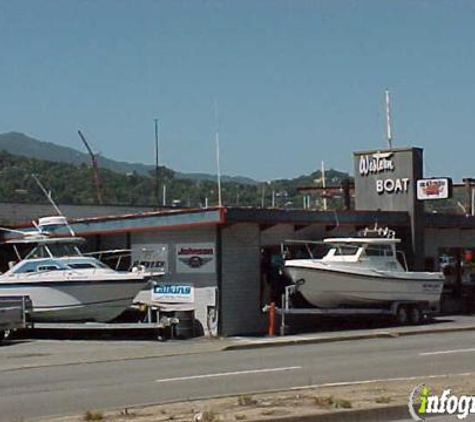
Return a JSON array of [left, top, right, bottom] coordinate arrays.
[[1, 0, 474, 181]]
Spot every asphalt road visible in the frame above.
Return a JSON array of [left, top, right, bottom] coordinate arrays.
[[2, 331, 475, 421]]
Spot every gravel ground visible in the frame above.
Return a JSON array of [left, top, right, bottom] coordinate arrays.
[[40, 373, 475, 422]]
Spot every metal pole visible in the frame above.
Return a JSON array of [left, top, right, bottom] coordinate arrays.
[[214, 100, 222, 207], [385, 89, 393, 149], [216, 130, 222, 207], [322, 160, 328, 211], [280, 293, 286, 336], [154, 118, 161, 207]]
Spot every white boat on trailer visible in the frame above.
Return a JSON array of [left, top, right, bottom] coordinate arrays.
[[283, 228, 444, 323], [0, 217, 158, 323]]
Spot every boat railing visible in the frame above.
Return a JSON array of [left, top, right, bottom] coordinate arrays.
[[84, 249, 132, 271], [358, 225, 396, 239], [397, 250, 409, 271]]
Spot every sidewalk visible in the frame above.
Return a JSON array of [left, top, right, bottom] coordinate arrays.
[[225, 314, 475, 350], [1, 315, 475, 372]]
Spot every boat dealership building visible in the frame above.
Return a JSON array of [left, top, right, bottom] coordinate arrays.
[[2, 146, 475, 336]]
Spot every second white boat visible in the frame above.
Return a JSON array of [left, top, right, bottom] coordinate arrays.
[[284, 232, 444, 310]]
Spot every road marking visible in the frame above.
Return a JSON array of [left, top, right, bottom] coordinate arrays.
[[419, 348, 475, 356], [290, 372, 475, 390], [155, 366, 302, 383]]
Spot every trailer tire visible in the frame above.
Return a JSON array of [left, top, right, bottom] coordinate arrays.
[[395, 305, 409, 325], [409, 306, 422, 325]]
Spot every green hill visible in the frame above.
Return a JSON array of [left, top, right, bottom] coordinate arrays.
[[0, 132, 258, 185], [0, 149, 351, 209]]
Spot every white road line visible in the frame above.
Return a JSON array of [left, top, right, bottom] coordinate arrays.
[[290, 372, 475, 391], [419, 348, 475, 356], [155, 366, 302, 383]]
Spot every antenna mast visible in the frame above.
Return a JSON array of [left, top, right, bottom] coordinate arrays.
[[214, 100, 222, 207], [31, 174, 75, 236], [385, 89, 393, 149], [322, 160, 327, 211], [154, 118, 161, 207], [77, 130, 104, 204]]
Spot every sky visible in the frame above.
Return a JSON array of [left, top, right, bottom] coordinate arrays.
[[0, 0, 475, 182]]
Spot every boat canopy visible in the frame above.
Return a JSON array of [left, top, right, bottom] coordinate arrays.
[[323, 237, 401, 245], [4, 236, 86, 245]]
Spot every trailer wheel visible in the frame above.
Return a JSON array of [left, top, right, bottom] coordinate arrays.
[[409, 306, 422, 325], [395, 305, 409, 325]]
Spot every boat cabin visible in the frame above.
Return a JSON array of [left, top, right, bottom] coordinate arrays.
[[322, 238, 406, 271], [5, 237, 110, 274]]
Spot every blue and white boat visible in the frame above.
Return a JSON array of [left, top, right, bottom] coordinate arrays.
[[0, 218, 155, 322]]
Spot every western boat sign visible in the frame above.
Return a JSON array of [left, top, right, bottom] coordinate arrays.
[[354, 147, 425, 269], [152, 284, 194, 303], [358, 151, 395, 176], [417, 178, 452, 200], [354, 147, 423, 213], [358, 151, 409, 194]]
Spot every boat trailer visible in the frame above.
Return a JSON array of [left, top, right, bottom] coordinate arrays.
[[0, 296, 32, 342], [263, 284, 436, 336]]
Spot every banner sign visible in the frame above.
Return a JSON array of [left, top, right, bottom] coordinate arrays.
[[152, 284, 194, 303], [131, 244, 168, 274], [176, 243, 216, 273], [416, 178, 452, 200]]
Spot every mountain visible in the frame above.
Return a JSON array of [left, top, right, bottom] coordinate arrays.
[[0, 148, 352, 209], [0, 132, 258, 185]]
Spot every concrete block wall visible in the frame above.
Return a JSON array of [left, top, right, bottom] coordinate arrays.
[[220, 223, 262, 336]]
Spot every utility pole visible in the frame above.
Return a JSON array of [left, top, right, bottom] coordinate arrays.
[[321, 160, 328, 211], [154, 118, 161, 207], [214, 100, 222, 207]]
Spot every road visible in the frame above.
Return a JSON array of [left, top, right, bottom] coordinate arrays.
[[1, 331, 475, 421]]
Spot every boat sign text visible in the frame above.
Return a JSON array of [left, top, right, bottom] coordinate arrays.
[[152, 284, 194, 303], [359, 152, 395, 176]]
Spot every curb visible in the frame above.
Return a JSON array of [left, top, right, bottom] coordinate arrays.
[[224, 324, 475, 351], [244, 405, 409, 422]]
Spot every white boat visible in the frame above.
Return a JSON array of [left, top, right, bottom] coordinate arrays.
[[0, 218, 157, 322], [284, 229, 444, 310]]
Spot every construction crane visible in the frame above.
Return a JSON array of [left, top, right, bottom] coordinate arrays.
[[77, 130, 104, 204]]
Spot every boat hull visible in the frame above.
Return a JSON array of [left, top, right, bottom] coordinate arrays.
[[284, 263, 444, 309], [0, 275, 150, 322]]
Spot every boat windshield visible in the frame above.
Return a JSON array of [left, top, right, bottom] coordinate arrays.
[[333, 245, 360, 256], [364, 244, 394, 257], [67, 260, 110, 269], [25, 243, 82, 259]]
